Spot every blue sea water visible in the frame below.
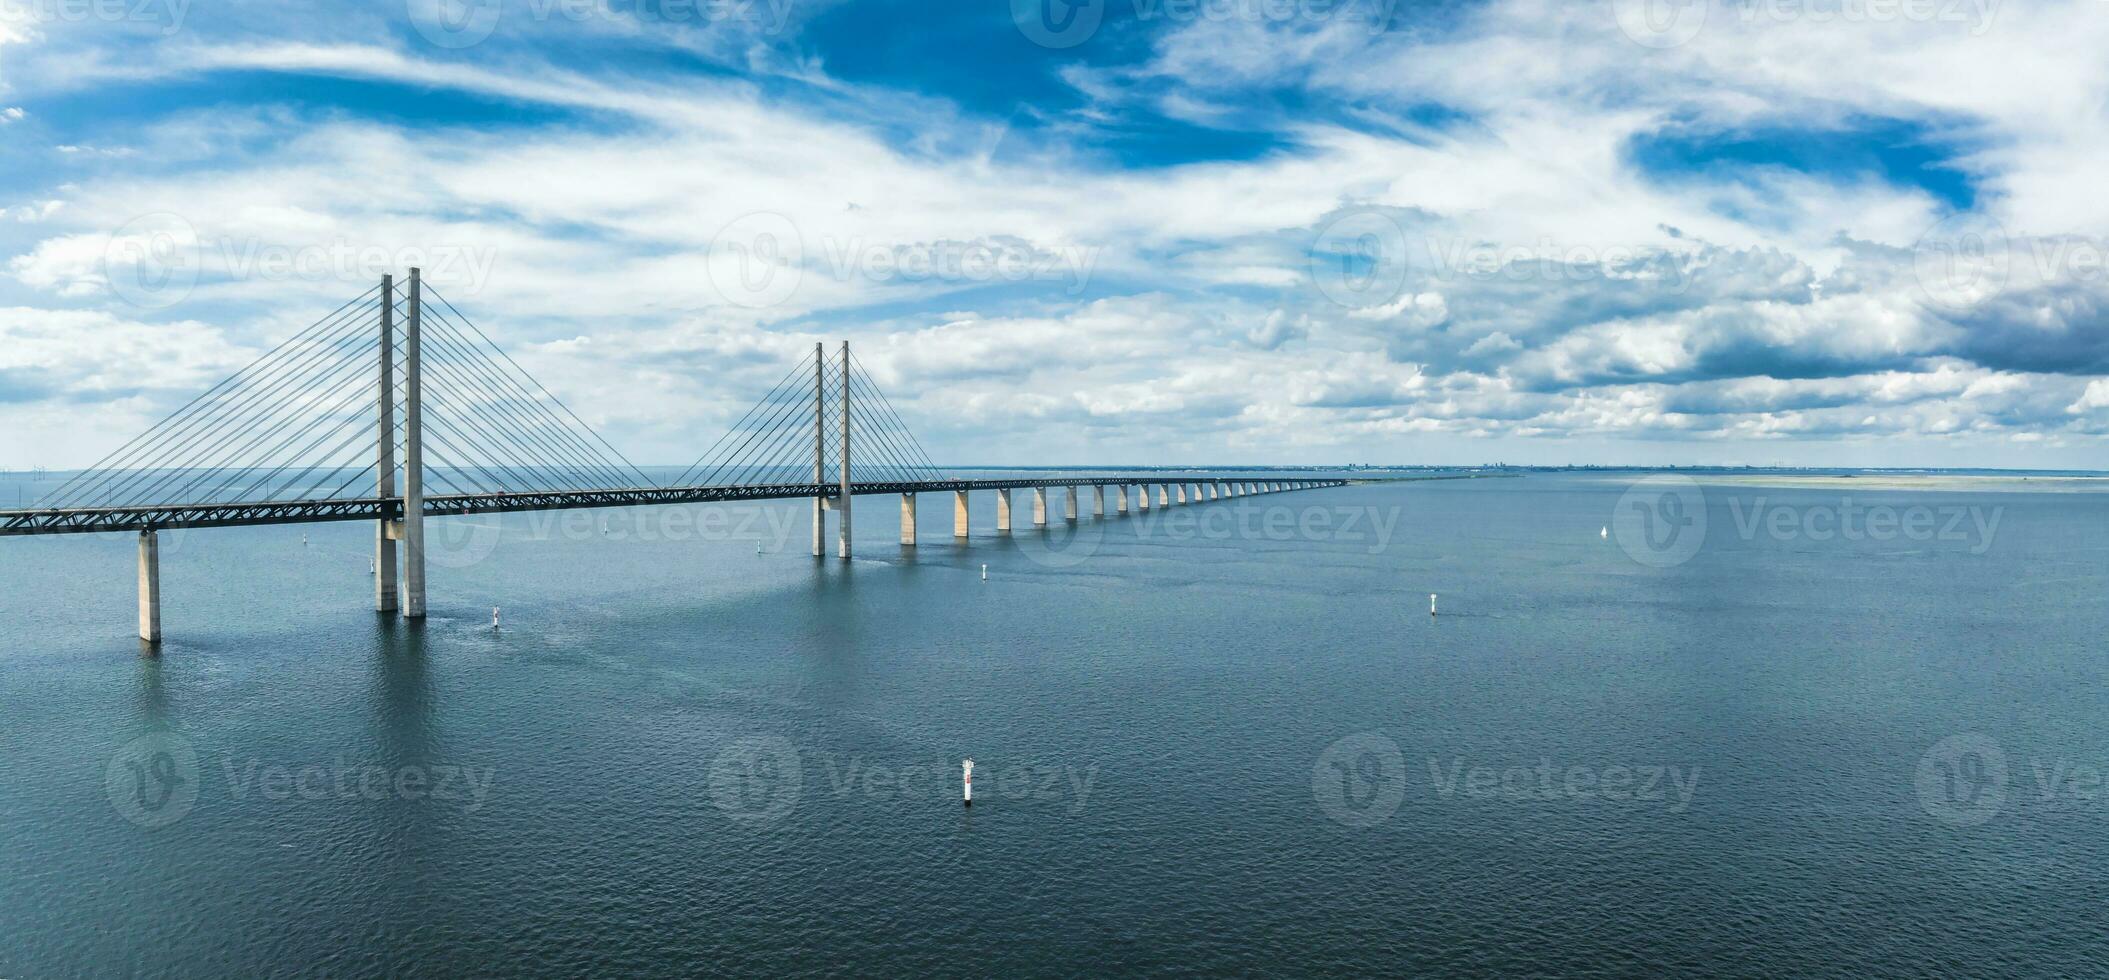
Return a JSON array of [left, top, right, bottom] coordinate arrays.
[[3, 473, 2107, 975]]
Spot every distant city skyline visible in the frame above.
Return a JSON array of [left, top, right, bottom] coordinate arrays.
[[2, 0, 2105, 469]]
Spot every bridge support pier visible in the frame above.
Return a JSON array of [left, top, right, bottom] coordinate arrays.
[[1157, 485, 1169, 507], [954, 490, 970, 539], [1137, 485, 1150, 511], [1064, 486, 1079, 521], [900, 493, 916, 546], [376, 273, 398, 613], [1116, 485, 1129, 514], [1093, 485, 1105, 518], [137, 530, 161, 646], [1033, 488, 1048, 527], [837, 341, 851, 561], [1175, 484, 1187, 505], [400, 268, 427, 619], [997, 489, 1012, 532]]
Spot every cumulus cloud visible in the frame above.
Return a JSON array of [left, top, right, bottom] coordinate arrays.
[[0, 0, 2103, 467]]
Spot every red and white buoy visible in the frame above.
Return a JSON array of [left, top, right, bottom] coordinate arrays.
[[962, 759, 973, 807]]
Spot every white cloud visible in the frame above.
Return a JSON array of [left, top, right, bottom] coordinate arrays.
[[0, 2, 2104, 467]]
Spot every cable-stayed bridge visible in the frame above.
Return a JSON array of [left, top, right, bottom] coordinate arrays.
[[0, 272, 1343, 644]]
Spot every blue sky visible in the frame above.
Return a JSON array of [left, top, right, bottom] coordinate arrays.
[[1, 0, 2105, 468]]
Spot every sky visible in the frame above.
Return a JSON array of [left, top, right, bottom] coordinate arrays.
[[0, 0, 2105, 470]]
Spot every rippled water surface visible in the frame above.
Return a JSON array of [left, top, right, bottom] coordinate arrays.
[[4, 473, 2107, 975]]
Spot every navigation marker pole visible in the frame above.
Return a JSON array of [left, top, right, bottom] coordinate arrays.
[[1430, 593, 1437, 617], [963, 759, 973, 807]]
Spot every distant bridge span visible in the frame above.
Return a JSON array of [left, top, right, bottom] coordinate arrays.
[[0, 272, 1342, 644]]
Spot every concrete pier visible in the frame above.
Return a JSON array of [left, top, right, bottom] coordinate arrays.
[[1138, 484, 1151, 511], [997, 488, 1013, 532], [1157, 485, 1169, 507], [400, 269, 427, 619], [837, 340, 851, 560], [1175, 484, 1187, 505], [137, 530, 160, 646], [1093, 485, 1106, 517], [1033, 487, 1048, 527], [900, 493, 917, 546], [375, 275, 398, 613], [1064, 486, 1079, 521], [954, 490, 970, 538], [1116, 485, 1129, 514], [813, 341, 826, 557]]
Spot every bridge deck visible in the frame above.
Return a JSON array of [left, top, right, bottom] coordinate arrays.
[[0, 477, 1345, 536]]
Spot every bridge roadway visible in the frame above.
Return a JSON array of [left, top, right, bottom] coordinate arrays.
[[0, 476, 1347, 536]]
